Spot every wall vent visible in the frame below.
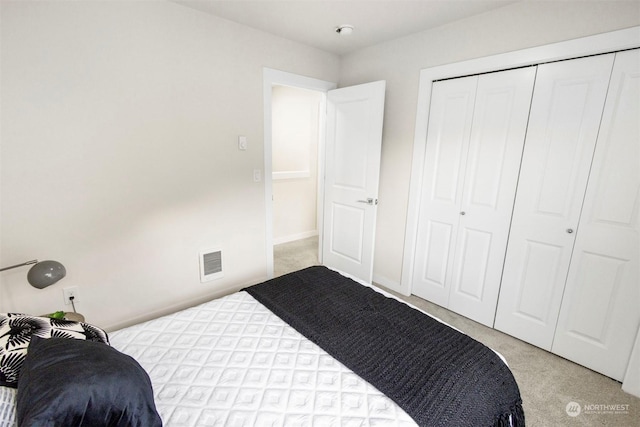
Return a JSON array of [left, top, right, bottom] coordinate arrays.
[[199, 248, 223, 283]]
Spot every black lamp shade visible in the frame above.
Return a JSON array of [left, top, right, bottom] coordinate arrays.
[[27, 260, 66, 289]]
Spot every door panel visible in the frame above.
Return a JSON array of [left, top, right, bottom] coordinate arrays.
[[514, 240, 565, 324], [454, 227, 492, 300], [551, 49, 640, 380], [495, 54, 615, 349], [559, 252, 626, 341], [412, 76, 478, 305], [420, 220, 454, 290], [329, 203, 365, 263], [322, 81, 386, 283], [447, 67, 536, 326], [333, 99, 371, 189]]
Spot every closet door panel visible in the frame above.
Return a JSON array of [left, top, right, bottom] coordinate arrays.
[[448, 67, 536, 326], [495, 54, 615, 349], [552, 49, 640, 381], [412, 77, 477, 305]]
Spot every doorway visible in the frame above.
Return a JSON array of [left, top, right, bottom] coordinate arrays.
[[262, 68, 336, 278], [263, 70, 385, 282], [271, 85, 323, 276]]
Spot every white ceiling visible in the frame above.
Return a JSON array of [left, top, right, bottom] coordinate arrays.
[[173, 0, 520, 55]]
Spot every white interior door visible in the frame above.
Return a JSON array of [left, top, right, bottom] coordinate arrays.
[[494, 54, 615, 349], [551, 49, 640, 381], [447, 67, 536, 326], [322, 81, 385, 283], [411, 76, 478, 306]]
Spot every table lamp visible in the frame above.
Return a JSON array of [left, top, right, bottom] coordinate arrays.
[[0, 260, 66, 289]]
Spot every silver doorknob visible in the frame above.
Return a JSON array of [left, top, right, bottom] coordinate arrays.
[[567, 228, 574, 234], [357, 198, 378, 205], [460, 211, 466, 215]]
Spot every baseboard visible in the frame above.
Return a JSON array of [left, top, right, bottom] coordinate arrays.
[[273, 230, 318, 245], [373, 273, 405, 295], [102, 275, 265, 332]]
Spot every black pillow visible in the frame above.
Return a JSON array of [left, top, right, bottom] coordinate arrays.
[[16, 336, 162, 427]]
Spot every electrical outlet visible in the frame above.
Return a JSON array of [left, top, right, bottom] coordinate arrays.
[[62, 286, 80, 306]]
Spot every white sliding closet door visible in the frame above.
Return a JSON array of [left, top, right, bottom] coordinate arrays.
[[494, 54, 615, 349], [551, 49, 640, 381], [412, 67, 535, 326], [447, 68, 536, 326], [412, 76, 477, 307]]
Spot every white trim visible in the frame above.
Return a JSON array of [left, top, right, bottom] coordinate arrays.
[[372, 273, 400, 291], [273, 230, 318, 246], [273, 170, 311, 180], [622, 326, 640, 398], [316, 95, 327, 266], [401, 26, 640, 297], [263, 68, 337, 278]]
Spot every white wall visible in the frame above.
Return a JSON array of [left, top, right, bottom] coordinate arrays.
[[2, 0, 638, 330], [272, 86, 322, 243], [338, 0, 640, 289], [0, 0, 339, 330]]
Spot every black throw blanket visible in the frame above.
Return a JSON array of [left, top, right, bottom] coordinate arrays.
[[244, 266, 524, 427]]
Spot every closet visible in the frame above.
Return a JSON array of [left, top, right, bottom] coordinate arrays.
[[412, 47, 639, 381], [495, 49, 639, 381], [494, 54, 615, 346], [412, 67, 535, 327]]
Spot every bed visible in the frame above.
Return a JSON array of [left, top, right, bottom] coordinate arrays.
[[0, 266, 524, 426]]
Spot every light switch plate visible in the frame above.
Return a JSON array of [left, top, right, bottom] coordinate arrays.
[[238, 136, 247, 150]]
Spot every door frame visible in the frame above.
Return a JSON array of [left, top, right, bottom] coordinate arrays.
[[263, 68, 337, 278], [400, 26, 640, 297]]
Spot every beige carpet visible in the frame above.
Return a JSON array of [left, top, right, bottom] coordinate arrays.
[[273, 236, 321, 278], [274, 236, 640, 426]]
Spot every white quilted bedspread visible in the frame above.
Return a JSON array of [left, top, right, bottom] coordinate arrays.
[[109, 291, 416, 427]]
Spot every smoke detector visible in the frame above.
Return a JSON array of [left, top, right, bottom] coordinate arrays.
[[335, 25, 354, 36]]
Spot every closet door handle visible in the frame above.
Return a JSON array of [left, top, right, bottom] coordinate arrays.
[[460, 211, 466, 216], [566, 228, 574, 234]]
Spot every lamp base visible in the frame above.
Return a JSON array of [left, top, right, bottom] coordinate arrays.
[[63, 312, 85, 322]]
